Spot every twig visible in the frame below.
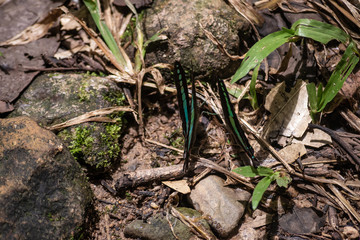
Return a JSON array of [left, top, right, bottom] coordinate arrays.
[[170, 207, 216, 240], [308, 123, 360, 166]]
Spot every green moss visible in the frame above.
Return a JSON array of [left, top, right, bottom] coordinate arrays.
[[103, 91, 126, 106], [48, 73, 60, 78], [69, 126, 94, 161], [166, 128, 184, 155], [97, 122, 123, 168], [78, 81, 95, 102]]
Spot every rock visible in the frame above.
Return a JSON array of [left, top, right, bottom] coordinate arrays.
[[9, 73, 126, 171], [279, 206, 325, 234], [0, 117, 93, 240], [189, 175, 251, 237], [124, 207, 215, 240], [144, 0, 250, 79]]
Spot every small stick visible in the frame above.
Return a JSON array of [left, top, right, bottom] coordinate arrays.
[[308, 123, 360, 166]]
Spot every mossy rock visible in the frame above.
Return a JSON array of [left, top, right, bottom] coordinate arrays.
[[9, 73, 127, 172]]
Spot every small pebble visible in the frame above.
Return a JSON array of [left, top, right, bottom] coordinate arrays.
[[150, 202, 159, 209]]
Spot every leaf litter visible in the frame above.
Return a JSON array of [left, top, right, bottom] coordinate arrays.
[[1, 0, 360, 239]]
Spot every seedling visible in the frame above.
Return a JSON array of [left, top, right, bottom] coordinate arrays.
[[231, 19, 359, 121], [233, 166, 291, 210]]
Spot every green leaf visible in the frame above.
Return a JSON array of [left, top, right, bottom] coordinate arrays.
[[306, 82, 317, 112], [250, 63, 260, 109], [316, 82, 323, 106], [252, 176, 272, 210], [233, 166, 258, 177], [318, 42, 359, 111], [231, 29, 294, 83], [292, 19, 349, 44], [256, 166, 274, 176], [276, 174, 292, 188], [83, 0, 127, 67]]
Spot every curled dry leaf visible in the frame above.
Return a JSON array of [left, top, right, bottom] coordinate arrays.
[[0, 8, 63, 47], [263, 80, 312, 146]]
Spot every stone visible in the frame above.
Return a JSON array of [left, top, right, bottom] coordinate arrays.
[[125, 207, 215, 240], [279, 206, 325, 234], [0, 117, 93, 240], [9, 73, 126, 171], [144, 0, 251, 79], [189, 175, 251, 237]]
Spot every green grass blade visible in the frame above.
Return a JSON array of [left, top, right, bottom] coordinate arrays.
[[318, 42, 359, 111], [252, 176, 272, 210], [231, 29, 294, 83], [257, 166, 274, 176], [316, 82, 323, 106], [306, 82, 317, 113], [292, 19, 349, 44], [233, 166, 258, 177], [83, 0, 127, 67], [250, 63, 260, 109]]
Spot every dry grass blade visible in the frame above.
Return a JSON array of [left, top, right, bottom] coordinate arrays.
[[46, 106, 133, 131], [292, 172, 359, 198], [59, 6, 133, 76], [328, 184, 360, 223], [170, 207, 216, 240], [0, 8, 63, 46], [228, 0, 264, 26]]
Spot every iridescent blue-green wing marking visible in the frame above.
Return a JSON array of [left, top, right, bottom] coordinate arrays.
[[173, 61, 198, 171], [183, 74, 198, 171], [174, 61, 190, 138], [218, 78, 256, 162]]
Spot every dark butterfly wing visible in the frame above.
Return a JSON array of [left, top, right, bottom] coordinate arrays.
[[173, 61, 198, 171], [218, 78, 256, 163], [183, 74, 198, 171], [174, 61, 190, 138]]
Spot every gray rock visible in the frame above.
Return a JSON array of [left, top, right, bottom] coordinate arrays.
[[144, 0, 250, 79], [279, 206, 325, 234], [0, 117, 93, 240], [124, 207, 215, 240], [189, 175, 251, 237], [9, 73, 126, 170]]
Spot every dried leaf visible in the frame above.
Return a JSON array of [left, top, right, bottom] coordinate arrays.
[[293, 128, 332, 148], [162, 180, 190, 194], [264, 80, 312, 145], [278, 143, 307, 164], [0, 8, 63, 47]]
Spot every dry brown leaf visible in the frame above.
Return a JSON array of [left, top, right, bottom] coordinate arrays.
[[162, 180, 190, 194], [0, 8, 63, 47], [263, 80, 312, 146], [293, 128, 332, 148]]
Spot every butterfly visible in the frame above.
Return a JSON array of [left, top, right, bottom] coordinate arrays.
[[218, 78, 257, 165], [173, 61, 198, 172]]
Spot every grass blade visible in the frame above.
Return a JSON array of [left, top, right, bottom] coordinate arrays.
[[292, 19, 349, 44], [250, 63, 260, 109], [231, 29, 294, 83], [318, 42, 359, 111], [83, 0, 129, 69]]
